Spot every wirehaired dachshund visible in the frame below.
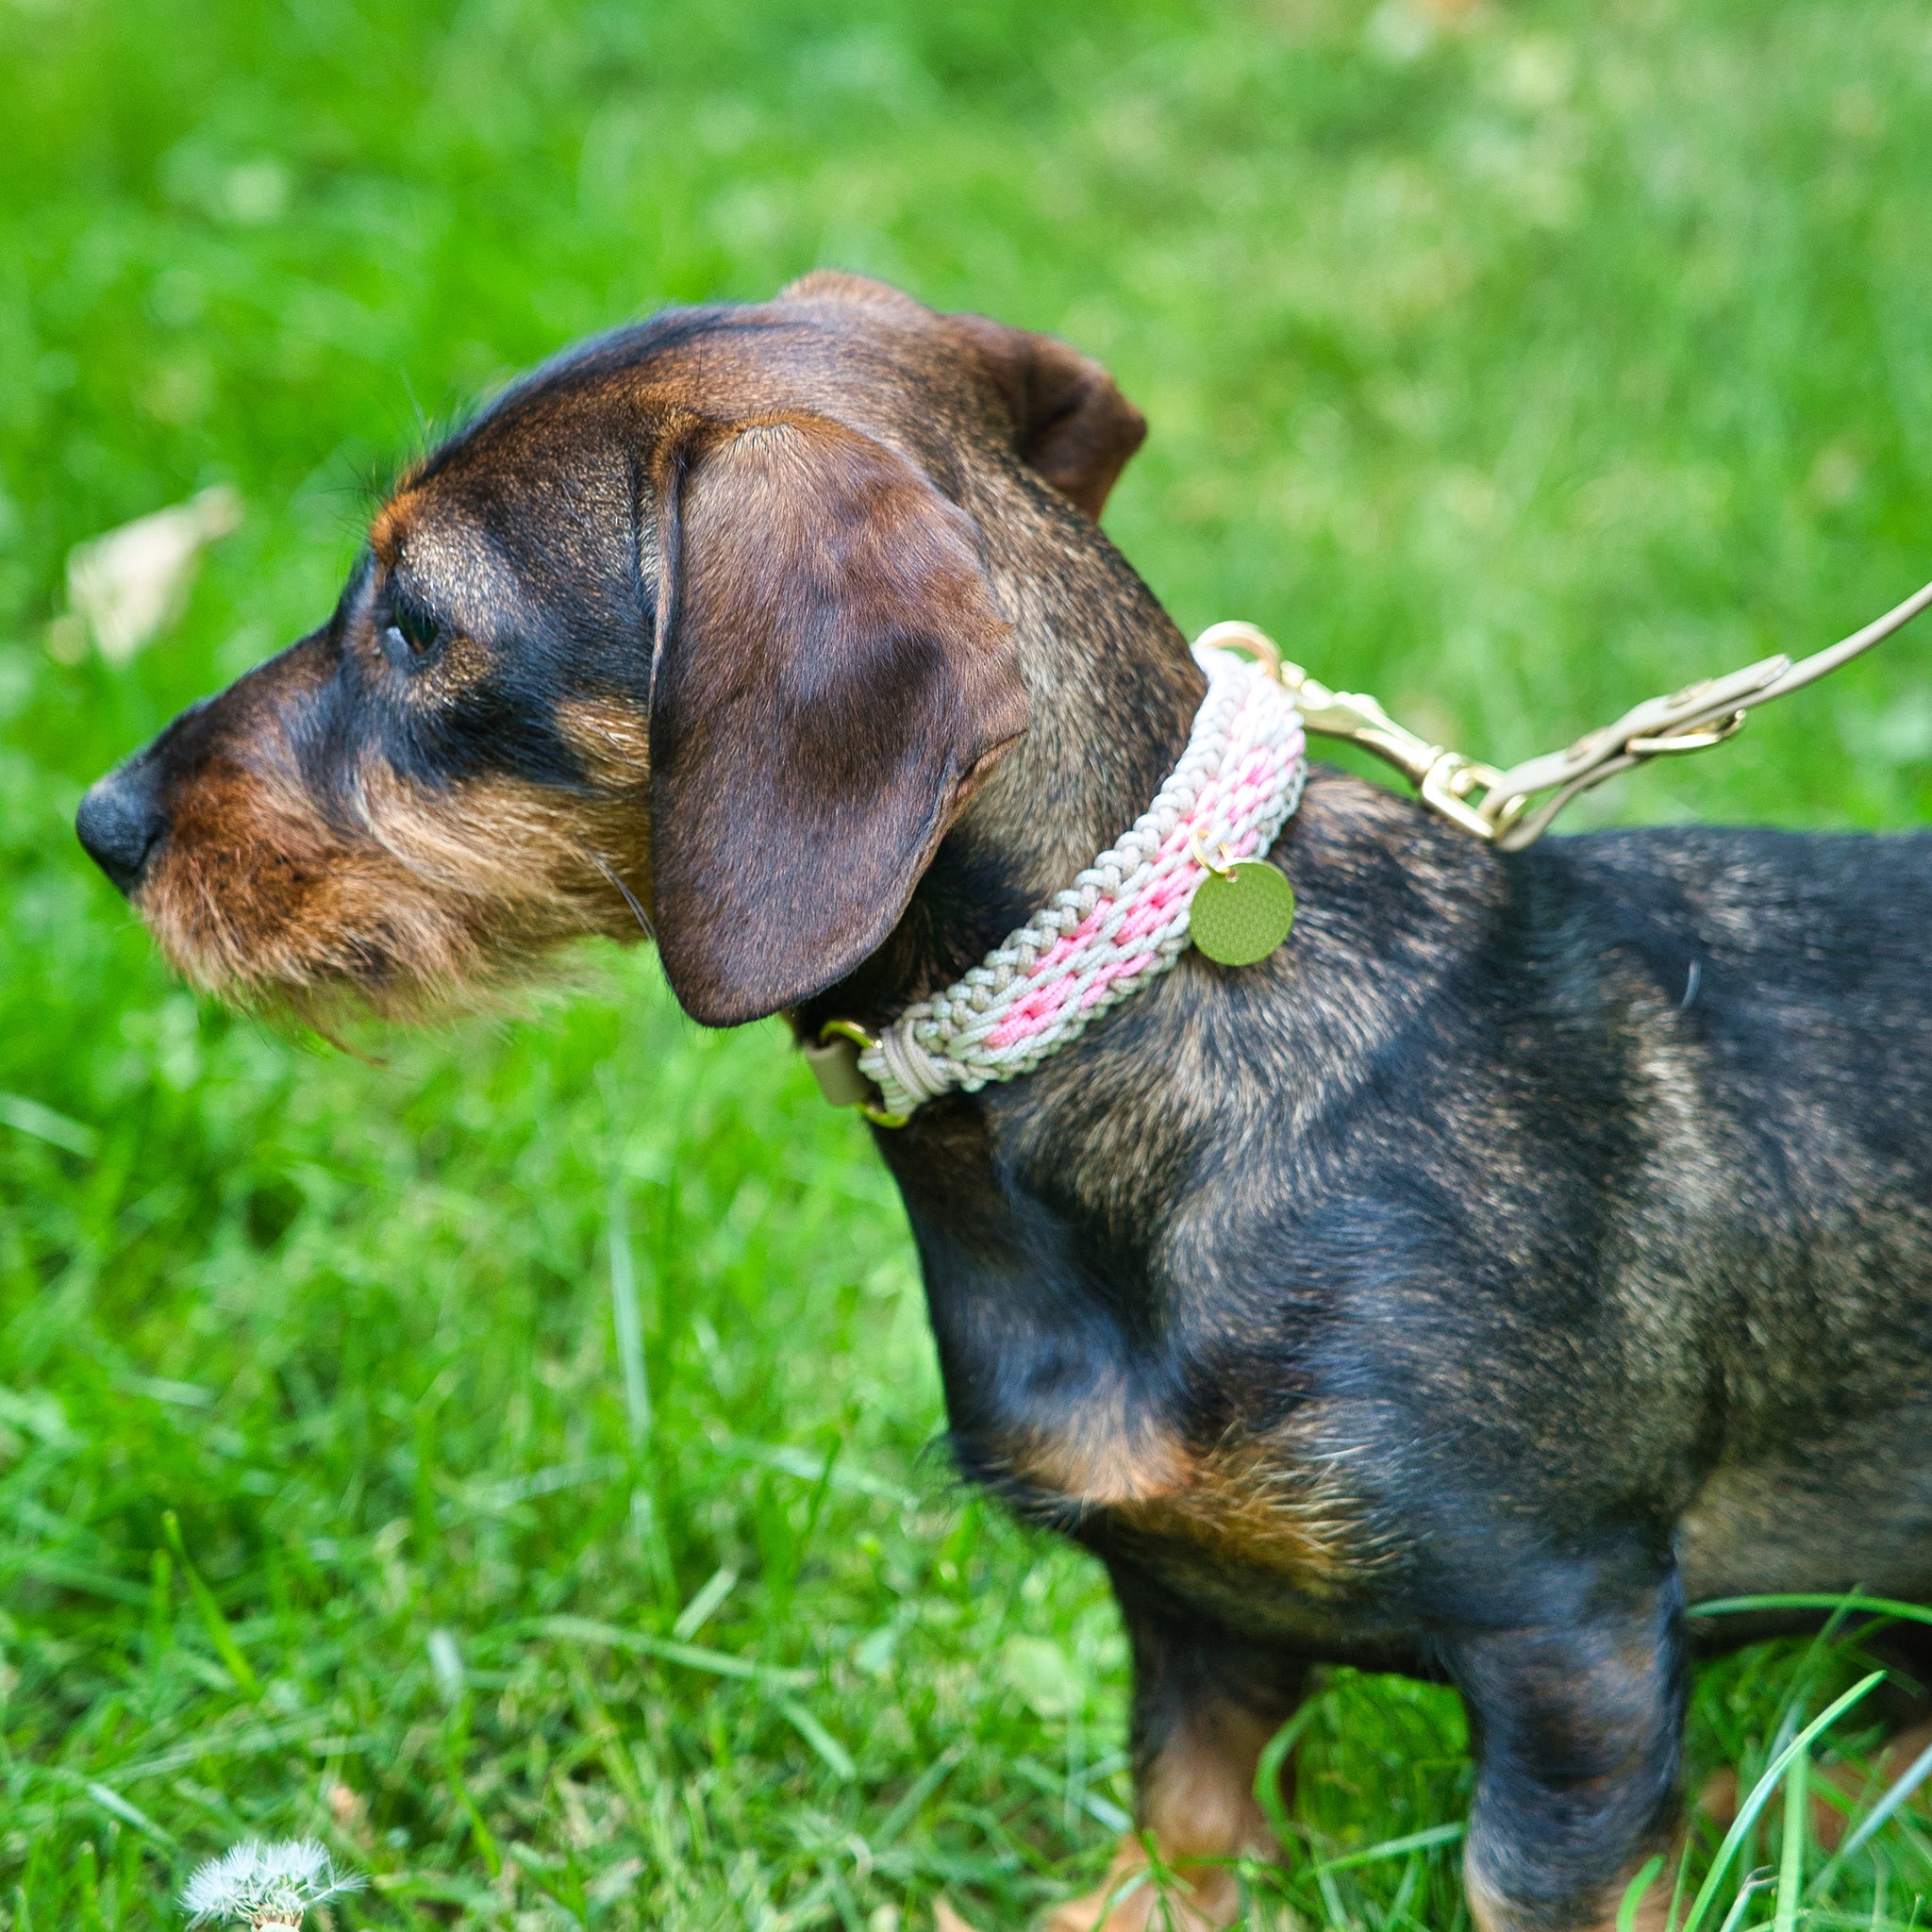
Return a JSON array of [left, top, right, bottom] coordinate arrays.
[[77, 272, 1932, 1932]]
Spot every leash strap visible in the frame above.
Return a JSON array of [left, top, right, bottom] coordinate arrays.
[[1263, 576, 1932, 852]]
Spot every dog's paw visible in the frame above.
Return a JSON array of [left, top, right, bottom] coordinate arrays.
[[1041, 1842, 1245, 1932], [933, 1897, 987, 1932]]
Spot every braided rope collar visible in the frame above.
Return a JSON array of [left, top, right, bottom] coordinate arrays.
[[805, 635, 1307, 1124]]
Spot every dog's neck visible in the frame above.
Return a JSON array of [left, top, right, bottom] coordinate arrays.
[[801, 472, 1506, 1338]]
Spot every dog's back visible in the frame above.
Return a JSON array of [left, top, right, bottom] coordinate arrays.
[[1544, 825, 1932, 1605]]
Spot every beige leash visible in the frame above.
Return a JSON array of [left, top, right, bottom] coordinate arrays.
[[1200, 575, 1932, 851]]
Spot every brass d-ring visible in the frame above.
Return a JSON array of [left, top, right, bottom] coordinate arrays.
[[819, 1018, 878, 1054], [815, 1020, 910, 1129]]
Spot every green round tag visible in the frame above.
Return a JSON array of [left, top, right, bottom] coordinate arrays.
[[1190, 860, 1295, 967]]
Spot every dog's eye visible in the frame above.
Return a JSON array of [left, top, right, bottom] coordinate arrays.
[[383, 601, 442, 660]]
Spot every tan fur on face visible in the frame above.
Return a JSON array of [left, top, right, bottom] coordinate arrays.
[[352, 758, 648, 915], [556, 697, 653, 788], [368, 491, 420, 568], [137, 733, 652, 1023]]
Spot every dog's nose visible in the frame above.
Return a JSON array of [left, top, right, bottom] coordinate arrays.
[[76, 761, 168, 896]]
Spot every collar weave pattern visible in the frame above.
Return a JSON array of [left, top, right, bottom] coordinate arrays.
[[858, 640, 1307, 1119]]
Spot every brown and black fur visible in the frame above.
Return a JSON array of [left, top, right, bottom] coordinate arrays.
[[76, 272, 1932, 1932]]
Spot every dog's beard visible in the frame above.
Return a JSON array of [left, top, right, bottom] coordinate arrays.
[[135, 756, 653, 1028]]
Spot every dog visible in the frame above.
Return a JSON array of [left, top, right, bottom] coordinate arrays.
[[76, 272, 1932, 1932]]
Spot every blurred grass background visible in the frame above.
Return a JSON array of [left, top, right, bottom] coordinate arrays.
[[2, 0, 1930, 1926]]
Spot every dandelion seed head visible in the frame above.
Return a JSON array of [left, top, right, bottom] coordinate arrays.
[[180, 1839, 364, 1927]]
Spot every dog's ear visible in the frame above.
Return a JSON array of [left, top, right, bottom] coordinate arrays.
[[648, 415, 1027, 1027], [948, 313, 1148, 520]]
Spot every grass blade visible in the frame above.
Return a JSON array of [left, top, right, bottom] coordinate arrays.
[[778, 1698, 857, 1780], [0, 1092, 98, 1158], [10, 1557, 148, 1607], [84, 1777, 174, 1846], [874, 1740, 966, 1846], [1619, 1853, 1666, 1932], [33, 1769, 177, 1849], [1716, 1872, 1776, 1932], [671, 1563, 739, 1643], [159, 1510, 260, 1699], [608, 1181, 651, 1450], [444, 1744, 503, 1878], [1774, 1745, 1808, 1932], [1252, 1699, 1324, 1852], [525, 1612, 811, 1686], [1690, 1594, 1932, 1634], [1812, 1733, 1932, 1889], [1679, 1672, 1884, 1932], [1301, 1820, 1465, 1879]]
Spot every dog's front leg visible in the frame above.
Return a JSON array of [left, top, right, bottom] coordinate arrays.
[[1449, 1568, 1687, 1932], [1044, 1591, 1308, 1932]]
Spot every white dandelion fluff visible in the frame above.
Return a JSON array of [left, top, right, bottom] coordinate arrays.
[[180, 1839, 364, 1928]]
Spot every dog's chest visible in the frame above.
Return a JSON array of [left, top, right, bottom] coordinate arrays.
[[969, 1396, 1371, 1608], [897, 1145, 1382, 1615]]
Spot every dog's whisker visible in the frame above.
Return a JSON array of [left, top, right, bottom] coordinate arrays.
[[591, 853, 655, 941]]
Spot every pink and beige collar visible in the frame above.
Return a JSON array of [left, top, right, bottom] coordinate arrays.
[[805, 629, 1307, 1125]]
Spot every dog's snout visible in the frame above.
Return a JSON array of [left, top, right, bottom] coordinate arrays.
[[76, 761, 168, 896]]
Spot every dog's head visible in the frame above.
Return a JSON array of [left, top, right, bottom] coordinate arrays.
[[75, 274, 1146, 1027]]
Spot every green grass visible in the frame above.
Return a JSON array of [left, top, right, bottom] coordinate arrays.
[[3, 0, 1931, 1925]]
